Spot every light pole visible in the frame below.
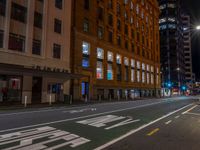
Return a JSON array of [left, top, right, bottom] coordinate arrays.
[[176, 67, 181, 96]]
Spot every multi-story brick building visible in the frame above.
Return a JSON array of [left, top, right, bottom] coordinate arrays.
[[71, 0, 161, 101], [0, 0, 76, 104]]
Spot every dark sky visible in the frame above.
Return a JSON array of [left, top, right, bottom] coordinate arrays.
[[182, 0, 200, 81]]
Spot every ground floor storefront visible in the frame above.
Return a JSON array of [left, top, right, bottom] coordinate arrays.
[[72, 79, 161, 102]]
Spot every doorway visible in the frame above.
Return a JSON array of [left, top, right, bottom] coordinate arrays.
[[81, 82, 89, 100], [32, 77, 42, 103]]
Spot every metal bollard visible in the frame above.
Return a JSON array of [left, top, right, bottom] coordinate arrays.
[[49, 94, 52, 106], [70, 95, 72, 105], [24, 96, 27, 107]]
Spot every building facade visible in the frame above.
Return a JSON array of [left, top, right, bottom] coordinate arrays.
[[159, 0, 185, 95], [0, 0, 74, 104], [71, 0, 161, 101], [182, 14, 194, 83]]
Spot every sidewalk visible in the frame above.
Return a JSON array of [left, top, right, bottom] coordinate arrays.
[[0, 96, 198, 111]]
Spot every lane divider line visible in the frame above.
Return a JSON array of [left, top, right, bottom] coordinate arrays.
[[94, 103, 193, 150], [182, 105, 198, 115], [186, 112, 200, 116], [165, 120, 172, 125], [147, 128, 160, 136], [175, 115, 180, 119]]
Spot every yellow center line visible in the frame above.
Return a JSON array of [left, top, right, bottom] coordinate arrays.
[[182, 105, 198, 115], [147, 128, 160, 136]]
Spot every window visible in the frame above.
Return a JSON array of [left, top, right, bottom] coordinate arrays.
[[55, 0, 62, 9], [151, 74, 154, 84], [82, 42, 90, 55], [116, 54, 121, 64], [117, 36, 121, 46], [97, 61, 103, 79], [98, 26, 103, 39], [142, 72, 145, 83], [147, 73, 150, 84], [0, 0, 6, 16], [131, 59, 135, 68], [131, 69, 134, 82], [117, 19, 121, 30], [8, 33, 25, 52], [97, 7, 104, 20], [124, 57, 129, 66], [0, 30, 3, 48], [11, 3, 27, 23], [32, 39, 41, 55], [137, 71, 140, 82], [84, 0, 90, 10], [142, 63, 145, 71], [108, 31, 113, 43], [83, 18, 89, 32], [117, 65, 122, 81], [82, 57, 89, 67], [108, 14, 113, 26], [34, 12, 43, 28], [97, 48, 104, 59], [137, 61, 140, 69], [53, 44, 61, 59], [107, 51, 113, 62], [54, 19, 62, 33], [107, 64, 113, 80], [124, 67, 129, 81], [82, 42, 90, 68]]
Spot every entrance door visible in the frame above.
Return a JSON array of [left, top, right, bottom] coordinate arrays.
[[32, 77, 42, 103], [81, 82, 89, 100]]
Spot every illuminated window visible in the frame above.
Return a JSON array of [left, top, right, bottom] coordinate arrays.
[[124, 57, 129, 66], [97, 61, 103, 79], [107, 51, 113, 62], [131, 69, 134, 82], [131, 59, 135, 68], [137, 70, 140, 82], [137, 61, 140, 69], [116, 54, 121, 64], [97, 48, 104, 59], [82, 42, 90, 55], [142, 63, 145, 71], [107, 64, 113, 80], [142, 72, 145, 83]]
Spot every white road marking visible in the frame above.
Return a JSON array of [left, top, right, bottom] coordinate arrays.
[[94, 104, 192, 150], [165, 120, 172, 125], [0, 100, 169, 133], [175, 115, 180, 119], [182, 105, 198, 114], [76, 115, 140, 130], [0, 126, 90, 150], [186, 112, 200, 116], [63, 108, 97, 114]]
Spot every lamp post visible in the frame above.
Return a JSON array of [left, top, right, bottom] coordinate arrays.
[[176, 67, 181, 96]]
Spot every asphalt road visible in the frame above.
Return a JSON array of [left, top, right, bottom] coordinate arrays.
[[0, 96, 199, 150]]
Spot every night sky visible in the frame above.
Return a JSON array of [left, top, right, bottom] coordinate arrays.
[[182, 0, 200, 81]]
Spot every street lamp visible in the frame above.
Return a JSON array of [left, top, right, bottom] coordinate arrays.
[[196, 25, 200, 30]]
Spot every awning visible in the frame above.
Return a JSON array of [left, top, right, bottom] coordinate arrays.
[[0, 63, 86, 80]]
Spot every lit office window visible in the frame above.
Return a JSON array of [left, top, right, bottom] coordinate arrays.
[[107, 64, 113, 80], [107, 51, 113, 62], [137, 61, 140, 69], [97, 61, 103, 79], [124, 57, 129, 66], [131, 59, 135, 68], [131, 69, 134, 82], [82, 41, 90, 55], [137, 70, 140, 82], [116, 54, 121, 64], [142, 72, 145, 83], [97, 48, 104, 59]]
